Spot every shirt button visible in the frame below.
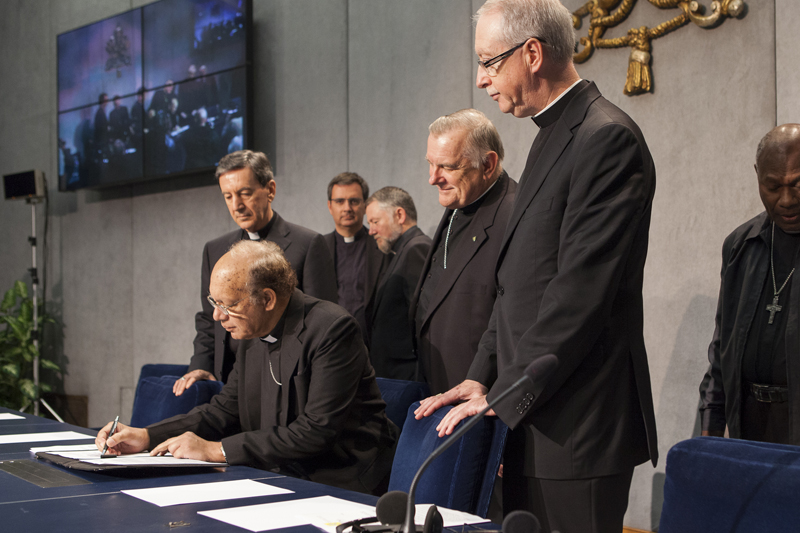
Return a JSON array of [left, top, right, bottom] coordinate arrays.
[[432, 257, 436, 262], [497, 286, 504, 296], [428, 273, 432, 278]]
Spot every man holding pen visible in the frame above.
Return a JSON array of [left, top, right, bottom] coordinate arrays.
[[96, 240, 397, 495]]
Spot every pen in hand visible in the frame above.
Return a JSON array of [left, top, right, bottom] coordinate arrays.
[[102, 415, 120, 455]]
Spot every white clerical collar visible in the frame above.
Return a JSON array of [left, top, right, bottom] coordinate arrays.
[[260, 335, 278, 344], [534, 79, 583, 118], [343, 235, 355, 243], [470, 177, 500, 206], [247, 231, 260, 241]]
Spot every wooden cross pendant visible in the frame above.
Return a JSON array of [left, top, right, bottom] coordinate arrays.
[[766, 295, 782, 325]]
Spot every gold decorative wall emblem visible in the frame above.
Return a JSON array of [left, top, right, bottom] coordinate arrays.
[[572, 0, 745, 95]]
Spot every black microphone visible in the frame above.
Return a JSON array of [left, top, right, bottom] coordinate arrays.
[[376, 491, 407, 526], [502, 510, 541, 533], [382, 354, 559, 533]]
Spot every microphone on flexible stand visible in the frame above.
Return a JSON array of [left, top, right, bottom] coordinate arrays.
[[378, 354, 559, 533]]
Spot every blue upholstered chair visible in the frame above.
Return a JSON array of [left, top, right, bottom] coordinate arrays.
[[659, 436, 800, 532], [130, 364, 224, 427], [375, 378, 430, 431], [388, 401, 508, 518]]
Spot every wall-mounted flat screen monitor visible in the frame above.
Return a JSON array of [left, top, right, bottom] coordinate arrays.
[[57, 0, 252, 191]]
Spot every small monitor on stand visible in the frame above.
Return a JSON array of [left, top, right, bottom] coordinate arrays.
[[3, 169, 46, 201]]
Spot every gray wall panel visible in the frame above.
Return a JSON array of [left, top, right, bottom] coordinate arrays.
[[255, 0, 348, 234], [348, 0, 475, 236], [130, 184, 233, 392], [776, 0, 799, 125]]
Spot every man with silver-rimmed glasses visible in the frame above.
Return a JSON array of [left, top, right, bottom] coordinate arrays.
[[98, 240, 397, 495]]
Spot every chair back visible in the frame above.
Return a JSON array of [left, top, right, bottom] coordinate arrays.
[[130, 364, 223, 427], [388, 401, 508, 518], [659, 436, 800, 532], [375, 378, 430, 431]]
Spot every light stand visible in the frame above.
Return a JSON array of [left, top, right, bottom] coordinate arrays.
[[25, 198, 63, 421], [2, 169, 61, 420]]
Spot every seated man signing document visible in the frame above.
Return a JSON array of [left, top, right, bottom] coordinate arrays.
[[96, 240, 398, 495]]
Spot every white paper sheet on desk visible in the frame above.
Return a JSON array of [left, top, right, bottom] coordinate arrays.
[[121, 479, 293, 507], [30, 444, 98, 453], [41, 448, 227, 466], [0, 413, 25, 420], [415, 504, 485, 527], [198, 495, 376, 532], [0, 430, 94, 445]]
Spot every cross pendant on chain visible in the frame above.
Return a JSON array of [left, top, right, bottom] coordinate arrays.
[[766, 295, 782, 325]]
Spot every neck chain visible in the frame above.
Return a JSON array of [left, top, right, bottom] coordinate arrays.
[[766, 222, 796, 325], [268, 356, 282, 386], [443, 209, 457, 269]]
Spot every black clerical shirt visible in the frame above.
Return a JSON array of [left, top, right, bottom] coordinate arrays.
[[334, 227, 368, 339]]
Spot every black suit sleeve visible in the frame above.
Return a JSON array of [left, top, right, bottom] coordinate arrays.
[[698, 237, 732, 434], [188, 241, 216, 374], [467, 296, 499, 386], [150, 315, 370, 471], [301, 234, 339, 303], [147, 360, 243, 446], [489, 123, 653, 428]]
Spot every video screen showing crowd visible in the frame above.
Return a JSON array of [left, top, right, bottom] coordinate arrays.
[[57, 0, 248, 190], [143, 68, 245, 177]]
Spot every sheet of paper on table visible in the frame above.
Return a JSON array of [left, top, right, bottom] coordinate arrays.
[[0, 431, 94, 445], [30, 444, 98, 453], [0, 413, 25, 421], [38, 447, 227, 466], [198, 495, 376, 532], [198, 495, 487, 532], [122, 479, 294, 507]]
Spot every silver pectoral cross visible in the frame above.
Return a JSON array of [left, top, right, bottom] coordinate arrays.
[[766, 295, 782, 325]]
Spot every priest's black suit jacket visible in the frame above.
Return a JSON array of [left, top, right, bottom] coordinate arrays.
[[151, 290, 398, 494], [467, 81, 658, 480], [411, 172, 517, 394], [189, 212, 338, 381], [370, 226, 431, 380]]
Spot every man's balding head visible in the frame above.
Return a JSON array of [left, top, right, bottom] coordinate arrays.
[[756, 124, 800, 233], [209, 241, 297, 339]]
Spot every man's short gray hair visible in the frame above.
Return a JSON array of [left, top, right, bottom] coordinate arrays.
[[475, 0, 575, 67], [429, 108, 504, 169], [366, 186, 418, 223], [229, 240, 297, 301], [216, 150, 275, 187]]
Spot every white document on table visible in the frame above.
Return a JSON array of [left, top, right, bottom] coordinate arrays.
[[40, 448, 227, 466], [0, 431, 94, 445], [121, 479, 293, 507], [30, 444, 98, 453], [198, 495, 376, 532], [0, 413, 25, 420], [418, 505, 485, 527]]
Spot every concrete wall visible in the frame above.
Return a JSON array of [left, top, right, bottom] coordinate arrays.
[[0, 0, 792, 529]]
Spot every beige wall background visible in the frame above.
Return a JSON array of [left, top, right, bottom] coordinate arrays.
[[0, 1, 793, 529]]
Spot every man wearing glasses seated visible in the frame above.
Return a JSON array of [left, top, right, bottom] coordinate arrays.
[[98, 240, 398, 495]]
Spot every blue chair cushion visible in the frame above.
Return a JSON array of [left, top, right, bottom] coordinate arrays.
[[375, 378, 430, 431], [388, 401, 498, 514], [130, 375, 223, 428], [659, 437, 800, 533]]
